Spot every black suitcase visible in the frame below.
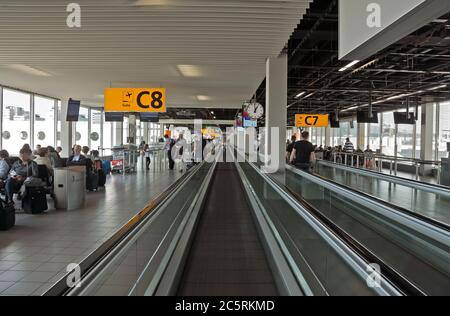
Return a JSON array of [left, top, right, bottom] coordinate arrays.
[[98, 170, 106, 187], [0, 199, 15, 230], [87, 173, 99, 191], [22, 187, 48, 214]]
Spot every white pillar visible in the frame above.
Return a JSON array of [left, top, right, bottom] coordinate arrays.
[[142, 122, 149, 143], [128, 114, 137, 144], [420, 101, 434, 175], [324, 127, 331, 147], [357, 123, 366, 150], [114, 122, 122, 146], [265, 53, 287, 173], [60, 98, 75, 157]]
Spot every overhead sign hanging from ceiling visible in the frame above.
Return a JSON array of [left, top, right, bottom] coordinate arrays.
[[339, 0, 450, 60], [104, 88, 166, 112], [295, 114, 329, 127]]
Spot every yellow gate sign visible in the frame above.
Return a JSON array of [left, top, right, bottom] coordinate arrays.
[[104, 88, 166, 112], [295, 114, 329, 127]]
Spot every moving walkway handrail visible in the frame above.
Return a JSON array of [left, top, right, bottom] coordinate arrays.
[[318, 159, 450, 199], [269, 169, 426, 296], [287, 164, 450, 243], [289, 164, 450, 231], [235, 151, 402, 296], [331, 151, 448, 166], [43, 162, 206, 296]]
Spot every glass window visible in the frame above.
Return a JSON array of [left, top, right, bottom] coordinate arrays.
[[136, 119, 143, 146], [90, 109, 102, 151], [113, 122, 122, 146], [415, 106, 422, 159], [2, 88, 31, 154], [34, 96, 55, 148], [438, 101, 450, 159], [396, 109, 415, 159], [56, 100, 61, 147], [102, 113, 113, 156], [123, 116, 129, 144], [339, 121, 357, 146], [381, 111, 396, 156], [75, 107, 89, 147], [367, 114, 381, 152]]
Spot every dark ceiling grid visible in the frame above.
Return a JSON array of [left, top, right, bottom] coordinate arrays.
[[251, 0, 450, 126]]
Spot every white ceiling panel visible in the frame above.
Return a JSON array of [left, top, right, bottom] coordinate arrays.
[[0, 0, 311, 108]]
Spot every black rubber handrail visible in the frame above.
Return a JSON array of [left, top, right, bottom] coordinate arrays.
[[266, 172, 426, 296], [43, 162, 205, 296], [297, 166, 450, 232]]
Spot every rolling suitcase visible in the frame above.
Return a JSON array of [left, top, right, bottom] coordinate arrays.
[[0, 199, 15, 230], [22, 186, 48, 214], [98, 169, 106, 187], [87, 173, 99, 191]]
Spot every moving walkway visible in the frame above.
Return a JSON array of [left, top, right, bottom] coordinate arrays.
[[285, 164, 450, 296], [315, 160, 450, 226], [44, 148, 448, 296]]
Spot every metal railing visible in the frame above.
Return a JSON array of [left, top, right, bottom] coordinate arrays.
[[329, 151, 449, 184]]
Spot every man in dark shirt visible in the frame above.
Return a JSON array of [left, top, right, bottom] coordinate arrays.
[[290, 131, 315, 172], [286, 135, 296, 162]]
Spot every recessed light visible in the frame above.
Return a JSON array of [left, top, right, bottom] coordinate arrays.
[[197, 95, 211, 101], [134, 0, 171, 5], [8, 64, 51, 77], [177, 65, 203, 77]]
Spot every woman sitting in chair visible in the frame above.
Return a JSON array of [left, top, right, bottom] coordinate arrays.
[[34, 147, 53, 176]]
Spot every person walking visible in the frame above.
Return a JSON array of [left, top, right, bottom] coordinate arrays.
[[143, 144, 151, 170], [290, 131, 315, 172]]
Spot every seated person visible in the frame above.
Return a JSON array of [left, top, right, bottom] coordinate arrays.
[[5, 148, 38, 204], [67, 145, 95, 175], [67, 145, 88, 167], [47, 146, 62, 168], [34, 147, 54, 176], [0, 149, 10, 181]]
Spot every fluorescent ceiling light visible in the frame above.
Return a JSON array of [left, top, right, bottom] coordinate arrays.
[[177, 65, 203, 77], [433, 19, 448, 23], [197, 95, 211, 101], [8, 64, 51, 77], [210, 111, 214, 114], [339, 60, 360, 72], [295, 92, 306, 98], [134, 0, 171, 5], [427, 84, 447, 91], [304, 93, 314, 99]]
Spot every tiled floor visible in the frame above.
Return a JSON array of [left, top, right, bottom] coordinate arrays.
[[0, 167, 181, 296]]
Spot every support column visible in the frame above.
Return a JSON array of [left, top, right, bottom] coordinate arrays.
[[128, 115, 137, 144], [60, 98, 75, 157], [420, 101, 434, 175], [324, 127, 331, 147], [265, 53, 287, 174], [114, 122, 122, 146], [357, 123, 366, 150], [142, 122, 149, 143]]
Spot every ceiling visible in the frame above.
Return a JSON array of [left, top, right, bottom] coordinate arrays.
[[0, 0, 312, 110], [253, 0, 450, 125]]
